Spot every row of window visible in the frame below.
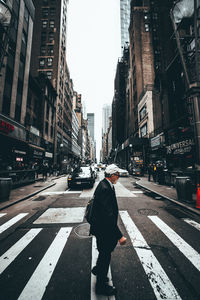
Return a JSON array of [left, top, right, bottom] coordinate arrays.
[[42, 19, 55, 29], [39, 57, 53, 67], [42, 7, 56, 18], [41, 31, 54, 42], [40, 45, 54, 55]]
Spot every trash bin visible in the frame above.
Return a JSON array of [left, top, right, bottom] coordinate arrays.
[[0, 178, 12, 202], [175, 176, 193, 202]]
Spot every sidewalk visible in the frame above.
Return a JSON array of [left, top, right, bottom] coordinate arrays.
[[0, 174, 63, 211], [135, 176, 200, 216]]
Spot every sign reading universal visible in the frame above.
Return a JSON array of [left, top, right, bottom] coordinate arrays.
[[166, 139, 195, 155]]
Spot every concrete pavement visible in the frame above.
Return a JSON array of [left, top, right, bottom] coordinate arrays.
[[135, 176, 200, 216], [0, 175, 64, 211]]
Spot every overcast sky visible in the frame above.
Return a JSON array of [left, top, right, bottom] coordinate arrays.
[[67, 0, 121, 161]]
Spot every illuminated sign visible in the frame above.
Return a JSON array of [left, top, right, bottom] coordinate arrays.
[[0, 120, 14, 134]]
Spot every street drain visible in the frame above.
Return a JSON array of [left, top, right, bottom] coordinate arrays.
[[138, 208, 159, 216], [33, 196, 46, 201]]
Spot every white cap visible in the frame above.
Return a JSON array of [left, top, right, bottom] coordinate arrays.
[[105, 164, 120, 175]]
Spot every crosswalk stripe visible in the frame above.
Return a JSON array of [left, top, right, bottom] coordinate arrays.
[[41, 191, 82, 195], [0, 213, 28, 234], [120, 211, 181, 300], [182, 218, 200, 232], [149, 216, 200, 272], [0, 228, 42, 275], [0, 213, 6, 218], [91, 236, 115, 300], [18, 227, 72, 300]]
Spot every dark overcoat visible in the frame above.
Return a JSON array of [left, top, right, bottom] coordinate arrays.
[[90, 178, 122, 241]]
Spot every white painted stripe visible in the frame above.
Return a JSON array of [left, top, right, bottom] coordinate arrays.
[[120, 211, 181, 300], [149, 216, 200, 271], [91, 236, 115, 300], [0, 213, 28, 234], [131, 191, 143, 194], [0, 228, 42, 275], [18, 227, 72, 300], [41, 191, 82, 195], [0, 213, 6, 218], [80, 182, 99, 198], [182, 218, 200, 232]]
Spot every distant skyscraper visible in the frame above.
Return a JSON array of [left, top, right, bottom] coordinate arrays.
[[87, 113, 95, 142], [102, 104, 111, 135], [120, 0, 131, 51]]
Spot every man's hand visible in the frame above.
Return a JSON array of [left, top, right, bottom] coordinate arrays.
[[119, 236, 127, 245]]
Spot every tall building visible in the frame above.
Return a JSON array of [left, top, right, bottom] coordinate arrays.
[[87, 113, 94, 142], [120, 0, 131, 51], [0, 0, 35, 171], [30, 0, 73, 167], [102, 104, 111, 135]]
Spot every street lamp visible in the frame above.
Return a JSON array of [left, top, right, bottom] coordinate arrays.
[[0, 0, 12, 72]]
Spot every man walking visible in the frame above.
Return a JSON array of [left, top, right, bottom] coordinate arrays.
[[90, 164, 126, 296]]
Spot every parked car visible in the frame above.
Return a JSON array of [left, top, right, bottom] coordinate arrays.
[[91, 165, 97, 179], [68, 166, 95, 188], [132, 167, 142, 176], [118, 168, 129, 177]]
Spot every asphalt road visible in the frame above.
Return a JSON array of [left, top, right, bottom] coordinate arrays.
[[0, 171, 200, 300]]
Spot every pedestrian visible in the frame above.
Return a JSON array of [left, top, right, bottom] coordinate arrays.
[[147, 163, 152, 181], [89, 164, 127, 296]]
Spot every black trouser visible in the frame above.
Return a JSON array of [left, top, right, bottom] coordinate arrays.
[[95, 234, 118, 285]]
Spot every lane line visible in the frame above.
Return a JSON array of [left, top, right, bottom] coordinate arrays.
[[120, 211, 181, 300], [0, 213, 6, 218], [182, 218, 200, 232], [91, 236, 115, 300], [0, 228, 42, 275], [149, 216, 200, 271], [18, 227, 72, 300], [0, 213, 28, 234], [41, 191, 82, 195]]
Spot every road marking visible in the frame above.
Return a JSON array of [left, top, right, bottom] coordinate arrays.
[[0, 213, 6, 218], [80, 182, 99, 198], [0, 228, 42, 275], [131, 191, 143, 193], [149, 216, 200, 271], [120, 211, 181, 300], [0, 213, 28, 234], [41, 191, 82, 195], [91, 236, 115, 300], [18, 227, 72, 300], [182, 218, 200, 232], [34, 207, 85, 224]]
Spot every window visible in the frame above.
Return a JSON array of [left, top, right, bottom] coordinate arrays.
[[46, 104, 49, 119], [42, 20, 48, 28], [144, 24, 150, 32], [140, 123, 147, 137], [48, 32, 54, 42], [45, 121, 49, 134], [139, 104, 147, 121], [40, 46, 46, 55], [39, 58, 45, 67], [49, 20, 55, 28], [42, 8, 48, 17], [46, 71, 52, 79], [50, 7, 56, 16], [47, 45, 54, 55], [41, 32, 47, 42], [47, 57, 53, 66]]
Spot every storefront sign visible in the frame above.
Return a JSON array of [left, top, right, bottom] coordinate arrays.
[[0, 119, 14, 134], [166, 139, 195, 155], [33, 150, 43, 157], [14, 150, 26, 155]]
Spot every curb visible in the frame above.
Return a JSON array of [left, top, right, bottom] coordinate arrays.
[[135, 181, 200, 216], [0, 182, 56, 211]]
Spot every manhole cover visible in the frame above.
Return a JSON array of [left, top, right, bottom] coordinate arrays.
[[33, 196, 46, 201], [138, 208, 159, 216], [74, 223, 92, 238]]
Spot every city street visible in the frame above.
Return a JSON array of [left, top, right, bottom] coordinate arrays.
[[0, 171, 200, 300]]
